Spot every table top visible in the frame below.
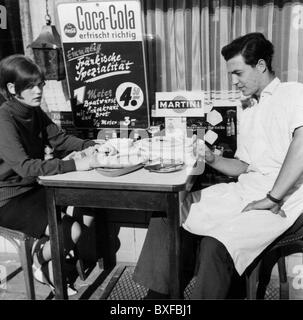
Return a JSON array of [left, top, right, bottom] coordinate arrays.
[[38, 165, 197, 192]]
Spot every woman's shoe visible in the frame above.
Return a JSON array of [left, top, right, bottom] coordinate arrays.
[[32, 263, 55, 292], [32, 253, 78, 297], [32, 237, 78, 297], [32, 263, 78, 296]]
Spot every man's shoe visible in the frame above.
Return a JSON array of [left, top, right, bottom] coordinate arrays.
[[143, 289, 169, 300]]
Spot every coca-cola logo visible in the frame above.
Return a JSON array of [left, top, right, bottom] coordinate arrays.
[[64, 23, 77, 38]]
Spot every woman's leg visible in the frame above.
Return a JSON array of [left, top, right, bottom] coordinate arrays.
[[33, 213, 82, 264], [68, 206, 96, 259], [32, 213, 82, 283], [67, 206, 95, 228]]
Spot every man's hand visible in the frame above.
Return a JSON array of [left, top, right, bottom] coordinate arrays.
[[193, 138, 216, 164], [242, 197, 286, 217]]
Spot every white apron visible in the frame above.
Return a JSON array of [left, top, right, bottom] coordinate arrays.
[[182, 79, 303, 275]]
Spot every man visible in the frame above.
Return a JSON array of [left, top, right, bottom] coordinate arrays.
[[133, 32, 303, 299]]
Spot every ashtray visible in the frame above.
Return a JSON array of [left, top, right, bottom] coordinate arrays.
[[144, 161, 184, 173]]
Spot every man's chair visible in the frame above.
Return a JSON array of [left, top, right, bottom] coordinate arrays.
[[0, 226, 35, 299], [245, 213, 303, 299]]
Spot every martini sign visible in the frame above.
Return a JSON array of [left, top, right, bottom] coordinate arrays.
[[57, 0, 150, 129], [155, 92, 205, 117]]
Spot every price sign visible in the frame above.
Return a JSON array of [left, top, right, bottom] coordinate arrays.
[[116, 82, 144, 111], [57, 0, 150, 129]]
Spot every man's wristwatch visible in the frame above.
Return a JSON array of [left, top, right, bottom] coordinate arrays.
[[266, 192, 282, 204]]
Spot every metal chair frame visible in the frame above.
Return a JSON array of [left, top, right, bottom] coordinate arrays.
[[0, 226, 36, 299], [245, 214, 303, 299]]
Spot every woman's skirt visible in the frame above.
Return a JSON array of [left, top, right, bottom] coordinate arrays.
[[0, 186, 48, 238]]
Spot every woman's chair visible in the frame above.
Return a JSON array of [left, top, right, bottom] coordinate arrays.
[[245, 213, 303, 299], [0, 226, 36, 299]]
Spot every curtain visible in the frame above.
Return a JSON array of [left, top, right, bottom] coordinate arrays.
[[143, 0, 303, 92], [232, 0, 303, 83], [18, 0, 303, 97], [19, 0, 33, 58]]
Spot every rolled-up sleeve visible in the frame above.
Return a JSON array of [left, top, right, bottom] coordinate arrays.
[[41, 111, 96, 153]]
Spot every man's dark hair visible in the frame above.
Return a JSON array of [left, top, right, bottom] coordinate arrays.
[[0, 54, 44, 100], [221, 32, 274, 72]]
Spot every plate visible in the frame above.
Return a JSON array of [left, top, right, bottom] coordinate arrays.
[[96, 163, 144, 177], [144, 161, 184, 173]]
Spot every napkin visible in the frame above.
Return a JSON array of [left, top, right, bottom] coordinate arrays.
[[204, 130, 218, 145]]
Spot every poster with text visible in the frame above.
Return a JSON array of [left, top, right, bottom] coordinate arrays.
[[57, 0, 150, 129]]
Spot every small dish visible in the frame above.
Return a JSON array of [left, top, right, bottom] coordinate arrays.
[[96, 163, 144, 177], [144, 161, 184, 173]]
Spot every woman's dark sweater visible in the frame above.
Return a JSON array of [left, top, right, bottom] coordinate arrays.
[[0, 99, 95, 206]]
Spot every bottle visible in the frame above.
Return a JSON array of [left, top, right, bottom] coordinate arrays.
[[133, 129, 139, 142], [44, 145, 54, 160], [112, 130, 117, 139], [226, 117, 231, 136], [230, 117, 235, 136]]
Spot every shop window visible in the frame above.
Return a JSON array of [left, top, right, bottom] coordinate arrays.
[[0, 0, 24, 60]]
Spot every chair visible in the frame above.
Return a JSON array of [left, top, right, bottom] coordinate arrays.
[[245, 213, 303, 299], [0, 226, 35, 299]]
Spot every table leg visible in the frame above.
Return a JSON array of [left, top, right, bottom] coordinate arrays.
[[45, 188, 67, 299], [96, 212, 117, 271], [166, 193, 181, 299]]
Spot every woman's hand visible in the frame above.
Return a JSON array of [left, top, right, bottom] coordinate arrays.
[[82, 146, 99, 157], [96, 143, 117, 156], [74, 156, 93, 171], [242, 197, 286, 217], [88, 153, 103, 169]]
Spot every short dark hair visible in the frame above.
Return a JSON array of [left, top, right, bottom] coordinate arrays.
[[0, 54, 44, 100], [221, 32, 274, 72]]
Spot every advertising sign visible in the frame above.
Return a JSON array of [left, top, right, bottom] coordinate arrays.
[[154, 91, 205, 117], [198, 98, 240, 158], [57, 0, 150, 129]]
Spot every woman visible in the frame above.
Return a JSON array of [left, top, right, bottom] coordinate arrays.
[[0, 54, 98, 296]]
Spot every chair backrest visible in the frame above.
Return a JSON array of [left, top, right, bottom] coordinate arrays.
[[246, 212, 303, 274], [274, 213, 303, 245], [0, 226, 30, 241]]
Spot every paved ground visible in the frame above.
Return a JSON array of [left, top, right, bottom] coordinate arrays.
[[0, 253, 114, 300], [1, 252, 302, 300]]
